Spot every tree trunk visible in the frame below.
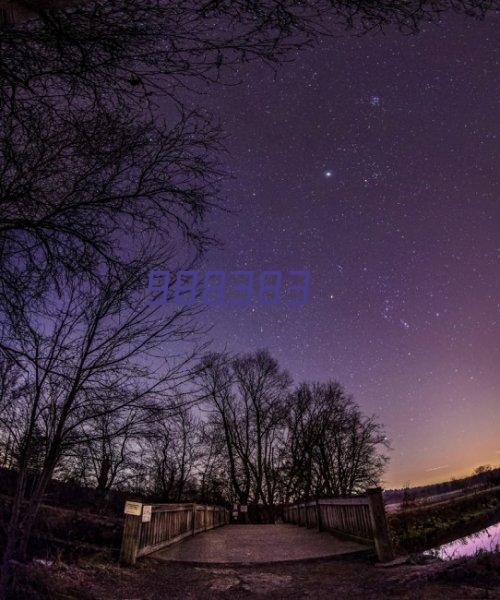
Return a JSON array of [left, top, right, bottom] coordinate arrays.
[[0, 467, 28, 599], [96, 457, 112, 498], [16, 449, 58, 561]]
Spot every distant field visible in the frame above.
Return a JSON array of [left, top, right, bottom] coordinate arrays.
[[388, 485, 500, 554], [386, 484, 500, 514]]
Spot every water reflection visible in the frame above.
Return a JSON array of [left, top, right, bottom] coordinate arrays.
[[424, 522, 500, 560]]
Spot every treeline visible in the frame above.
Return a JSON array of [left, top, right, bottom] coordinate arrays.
[[384, 466, 500, 504], [0, 350, 389, 511]]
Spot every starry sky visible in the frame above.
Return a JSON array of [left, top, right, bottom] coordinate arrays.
[[186, 14, 500, 488]]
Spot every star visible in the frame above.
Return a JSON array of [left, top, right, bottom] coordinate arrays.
[[324, 170, 333, 178], [370, 95, 381, 107]]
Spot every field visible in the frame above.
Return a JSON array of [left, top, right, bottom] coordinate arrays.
[[389, 487, 500, 554]]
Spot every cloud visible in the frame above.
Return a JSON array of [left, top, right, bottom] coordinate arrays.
[[425, 465, 449, 472]]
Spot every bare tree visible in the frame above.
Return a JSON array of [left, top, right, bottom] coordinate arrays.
[[197, 350, 290, 514], [231, 351, 290, 508], [196, 420, 230, 505], [0, 0, 318, 111], [144, 407, 201, 502], [0, 358, 24, 469], [197, 354, 388, 512], [283, 382, 389, 501], [0, 248, 205, 593], [196, 352, 252, 507], [68, 404, 146, 500], [280, 382, 320, 502], [0, 102, 221, 324], [1, 1, 496, 109], [0, 93, 221, 594]]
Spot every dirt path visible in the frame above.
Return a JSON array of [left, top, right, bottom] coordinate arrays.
[[42, 554, 500, 599]]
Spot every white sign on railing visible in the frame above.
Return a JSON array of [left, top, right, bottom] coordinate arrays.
[[142, 505, 152, 522], [124, 501, 143, 516]]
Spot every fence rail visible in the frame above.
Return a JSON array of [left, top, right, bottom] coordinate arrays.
[[120, 502, 229, 565], [283, 487, 394, 562]]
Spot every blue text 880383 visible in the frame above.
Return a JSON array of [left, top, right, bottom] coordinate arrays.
[[147, 270, 310, 306]]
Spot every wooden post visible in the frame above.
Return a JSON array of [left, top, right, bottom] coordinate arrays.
[[120, 512, 142, 565], [192, 504, 197, 535], [204, 505, 208, 531], [366, 488, 394, 562], [316, 499, 323, 531]]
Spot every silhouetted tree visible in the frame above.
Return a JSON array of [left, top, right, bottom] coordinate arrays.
[[197, 353, 388, 512], [0, 253, 204, 594], [283, 382, 389, 501], [146, 407, 202, 502], [0, 102, 220, 328], [68, 405, 147, 500], [1, 0, 495, 106], [196, 350, 291, 512]]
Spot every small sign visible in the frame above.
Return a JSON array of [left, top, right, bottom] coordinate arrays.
[[240, 505, 248, 513], [142, 505, 152, 523], [124, 501, 143, 516]]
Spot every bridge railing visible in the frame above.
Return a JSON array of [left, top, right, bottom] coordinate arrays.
[[120, 502, 229, 565], [283, 487, 394, 562]]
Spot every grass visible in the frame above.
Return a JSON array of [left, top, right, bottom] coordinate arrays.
[[389, 487, 500, 554], [434, 550, 500, 593]]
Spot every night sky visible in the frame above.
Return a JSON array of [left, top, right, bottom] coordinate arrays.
[[186, 14, 499, 488]]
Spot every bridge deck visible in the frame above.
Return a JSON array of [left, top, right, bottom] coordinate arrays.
[[153, 524, 369, 565]]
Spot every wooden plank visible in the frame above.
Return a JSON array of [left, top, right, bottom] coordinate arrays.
[[285, 491, 393, 563], [152, 506, 194, 513], [366, 488, 394, 562], [318, 497, 370, 506], [120, 512, 142, 565], [137, 529, 194, 557], [323, 526, 373, 546]]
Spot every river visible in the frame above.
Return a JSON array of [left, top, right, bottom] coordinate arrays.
[[424, 522, 500, 560]]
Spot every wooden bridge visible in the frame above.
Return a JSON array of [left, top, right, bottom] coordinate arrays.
[[120, 488, 394, 566]]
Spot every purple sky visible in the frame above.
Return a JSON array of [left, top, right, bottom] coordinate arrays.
[[184, 14, 499, 487]]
